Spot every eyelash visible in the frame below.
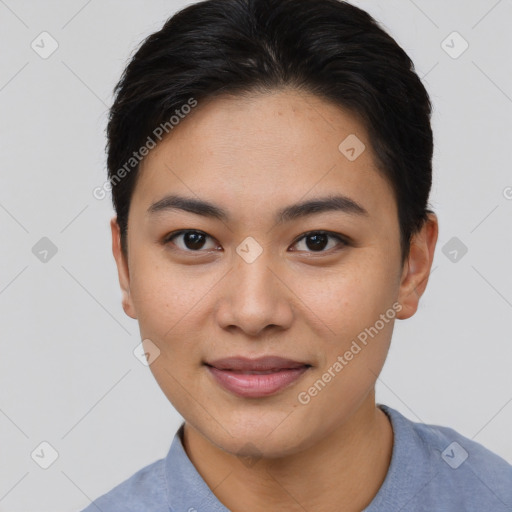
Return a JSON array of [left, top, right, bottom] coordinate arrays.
[[163, 229, 349, 254]]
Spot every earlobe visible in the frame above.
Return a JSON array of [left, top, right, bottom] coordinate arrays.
[[396, 213, 438, 320], [110, 217, 138, 320]]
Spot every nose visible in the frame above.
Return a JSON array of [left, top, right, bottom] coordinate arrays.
[[215, 250, 294, 337]]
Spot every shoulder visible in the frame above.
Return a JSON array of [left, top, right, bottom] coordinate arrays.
[[80, 457, 168, 512], [380, 405, 512, 511]]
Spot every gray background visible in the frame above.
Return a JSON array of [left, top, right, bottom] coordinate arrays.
[[1, 0, 511, 510]]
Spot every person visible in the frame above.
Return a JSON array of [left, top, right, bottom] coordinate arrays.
[[82, 0, 512, 510]]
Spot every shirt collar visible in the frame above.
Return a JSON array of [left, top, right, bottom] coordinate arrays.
[[163, 405, 431, 512], [165, 423, 230, 512], [363, 403, 439, 511]]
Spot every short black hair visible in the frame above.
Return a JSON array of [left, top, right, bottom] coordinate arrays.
[[107, 0, 434, 262]]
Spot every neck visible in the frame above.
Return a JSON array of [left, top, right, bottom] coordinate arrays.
[[182, 393, 393, 512]]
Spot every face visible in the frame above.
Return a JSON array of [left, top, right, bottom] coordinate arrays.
[[112, 89, 437, 458]]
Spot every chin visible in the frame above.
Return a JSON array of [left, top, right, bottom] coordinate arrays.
[[202, 410, 318, 460]]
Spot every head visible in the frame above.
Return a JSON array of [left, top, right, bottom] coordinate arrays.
[[108, 0, 438, 458]]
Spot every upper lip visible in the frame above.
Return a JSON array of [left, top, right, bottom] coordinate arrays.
[[205, 356, 310, 371]]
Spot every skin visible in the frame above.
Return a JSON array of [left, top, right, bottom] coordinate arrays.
[[111, 88, 438, 512]]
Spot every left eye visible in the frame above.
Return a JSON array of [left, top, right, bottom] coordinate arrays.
[[291, 231, 347, 253]]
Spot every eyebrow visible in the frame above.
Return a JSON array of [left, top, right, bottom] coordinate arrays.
[[147, 194, 368, 223]]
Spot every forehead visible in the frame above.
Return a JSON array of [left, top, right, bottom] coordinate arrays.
[[131, 89, 395, 222]]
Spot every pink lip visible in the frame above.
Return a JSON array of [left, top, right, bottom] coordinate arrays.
[[205, 356, 311, 398]]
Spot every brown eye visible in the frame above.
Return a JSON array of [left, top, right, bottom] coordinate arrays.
[[291, 231, 347, 253], [166, 230, 219, 252]]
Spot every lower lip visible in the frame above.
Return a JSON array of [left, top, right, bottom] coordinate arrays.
[[206, 365, 309, 398]]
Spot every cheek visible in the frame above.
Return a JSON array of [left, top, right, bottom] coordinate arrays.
[[127, 252, 229, 383], [293, 257, 400, 338], [128, 248, 198, 324], [128, 258, 192, 349], [294, 269, 398, 434]]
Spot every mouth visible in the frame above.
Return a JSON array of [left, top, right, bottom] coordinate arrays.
[[204, 356, 312, 398]]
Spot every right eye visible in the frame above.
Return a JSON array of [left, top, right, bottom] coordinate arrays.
[[164, 230, 221, 252]]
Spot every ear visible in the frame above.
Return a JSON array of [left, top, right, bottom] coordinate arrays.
[[110, 217, 137, 319], [396, 213, 438, 320]]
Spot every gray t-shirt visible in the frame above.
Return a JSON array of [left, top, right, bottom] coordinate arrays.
[[81, 404, 512, 511]]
